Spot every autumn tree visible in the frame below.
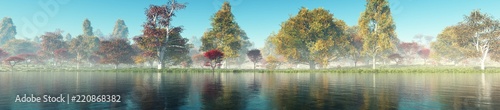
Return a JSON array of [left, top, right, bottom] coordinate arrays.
[[460, 10, 500, 70], [82, 19, 93, 37], [204, 49, 224, 73], [247, 49, 262, 70], [201, 2, 244, 69], [132, 44, 155, 67], [134, 0, 186, 70], [40, 30, 66, 65], [388, 53, 403, 65], [271, 7, 348, 69], [0, 17, 16, 45], [54, 48, 71, 66], [2, 39, 38, 55], [431, 26, 472, 66], [69, 35, 100, 69], [418, 48, 430, 65], [398, 42, 421, 64], [3, 56, 25, 70], [96, 38, 136, 69], [264, 56, 284, 70], [16, 53, 37, 67], [346, 26, 364, 67], [358, 0, 397, 69], [112, 19, 129, 39]]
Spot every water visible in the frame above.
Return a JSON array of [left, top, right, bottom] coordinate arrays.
[[1, 72, 500, 109]]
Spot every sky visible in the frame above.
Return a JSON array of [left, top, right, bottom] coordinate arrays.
[[1, 0, 500, 48]]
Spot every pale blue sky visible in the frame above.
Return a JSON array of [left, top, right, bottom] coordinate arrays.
[[1, 0, 499, 48]]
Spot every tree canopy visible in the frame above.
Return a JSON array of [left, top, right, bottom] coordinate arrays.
[[112, 19, 129, 39], [358, 0, 397, 69], [0, 17, 16, 45], [82, 19, 93, 37], [201, 2, 243, 63], [271, 7, 348, 69]]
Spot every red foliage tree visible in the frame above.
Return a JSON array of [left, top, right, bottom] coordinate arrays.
[[398, 42, 422, 64], [3, 56, 25, 70], [418, 48, 431, 65], [204, 49, 224, 72], [96, 38, 136, 69], [133, 1, 187, 70], [54, 48, 71, 66], [247, 49, 262, 70], [16, 53, 38, 67]]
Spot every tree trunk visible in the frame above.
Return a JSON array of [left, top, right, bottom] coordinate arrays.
[[211, 63, 216, 74], [372, 54, 376, 69], [481, 50, 489, 70], [158, 63, 163, 69], [354, 60, 357, 67], [423, 59, 427, 65], [309, 60, 316, 70], [253, 63, 256, 70], [224, 60, 228, 69]]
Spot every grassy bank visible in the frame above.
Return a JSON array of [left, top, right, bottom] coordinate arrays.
[[3, 65, 500, 73]]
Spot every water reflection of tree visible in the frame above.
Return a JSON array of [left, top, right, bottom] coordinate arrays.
[[163, 73, 189, 109], [131, 73, 190, 110], [435, 73, 491, 109], [201, 73, 248, 110], [248, 73, 261, 96], [201, 74, 223, 109]]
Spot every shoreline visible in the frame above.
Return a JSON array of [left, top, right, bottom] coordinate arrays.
[[3, 65, 500, 73]]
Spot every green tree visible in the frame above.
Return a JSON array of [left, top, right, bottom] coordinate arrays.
[[65, 33, 72, 41], [201, 2, 243, 68], [431, 25, 473, 66], [346, 26, 364, 67], [358, 0, 398, 69], [0, 17, 16, 45], [235, 30, 252, 68], [82, 19, 93, 37], [271, 7, 348, 69], [163, 29, 192, 67], [111, 19, 129, 39], [2, 39, 38, 55], [457, 10, 500, 70], [69, 35, 100, 69]]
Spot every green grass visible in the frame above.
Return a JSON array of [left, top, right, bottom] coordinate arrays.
[[2, 64, 500, 73]]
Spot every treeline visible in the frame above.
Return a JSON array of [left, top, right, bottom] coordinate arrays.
[[1, 0, 499, 71], [0, 18, 135, 70]]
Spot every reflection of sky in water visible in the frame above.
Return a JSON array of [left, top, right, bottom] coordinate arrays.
[[0, 72, 499, 109]]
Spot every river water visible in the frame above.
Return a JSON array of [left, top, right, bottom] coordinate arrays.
[[0, 72, 499, 109]]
